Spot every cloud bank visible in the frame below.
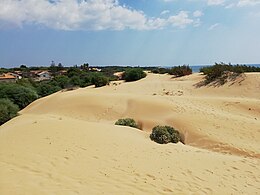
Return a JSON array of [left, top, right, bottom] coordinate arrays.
[[0, 0, 201, 31]]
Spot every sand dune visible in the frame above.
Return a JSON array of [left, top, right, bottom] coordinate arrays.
[[0, 72, 260, 194]]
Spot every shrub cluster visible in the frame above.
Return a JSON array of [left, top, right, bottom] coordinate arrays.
[[150, 125, 181, 144], [122, 68, 146, 82], [91, 73, 109, 88], [115, 118, 139, 128], [168, 65, 192, 77], [151, 68, 169, 74], [200, 63, 260, 84], [114, 118, 182, 145]]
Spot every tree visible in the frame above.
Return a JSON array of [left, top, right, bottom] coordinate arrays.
[[57, 63, 64, 71], [0, 98, 19, 125]]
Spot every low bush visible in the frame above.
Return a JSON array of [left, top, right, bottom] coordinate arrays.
[[115, 118, 139, 128], [122, 68, 146, 82], [200, 63, 260, 84], [168, 65, 192, 77], [0, 98, 19, 125], [151, 68, 169, 74], [150, 125, 181, 144]]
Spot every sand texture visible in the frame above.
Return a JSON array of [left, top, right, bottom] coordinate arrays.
[[0, 72, 260, 194]]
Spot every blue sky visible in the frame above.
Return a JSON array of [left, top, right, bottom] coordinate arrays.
[[0, 0, 260, 67]]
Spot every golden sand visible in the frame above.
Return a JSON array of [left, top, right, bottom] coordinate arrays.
[[0, 73, 259, 194]]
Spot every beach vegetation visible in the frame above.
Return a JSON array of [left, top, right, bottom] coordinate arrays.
[[200, 63, 260, 84], [91, 73, 110, 87], [0, 98, 19, 125], [150, 125, 181, 144], [115, 118, 139, 128], [168, 65, 192, 77], [122, 68, 146, 82], [0, 84, 38, 109]]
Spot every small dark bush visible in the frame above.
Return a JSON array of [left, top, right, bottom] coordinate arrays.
[[122, 68, 146, 82], [0, 98, 19, 125], [115, 118, 139, 128], [169, 65, 192, 77], [151, 68, 169, 74], [150, 125, 181, 144]]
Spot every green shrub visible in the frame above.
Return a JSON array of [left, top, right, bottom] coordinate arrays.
[[53, 75, 71, 89], [0, 84, 38, 109], [151, 68, 169, 74], [200, 63, 260, 84], [168, 65, 192, 77], [36, 83, 61, 97], [91, 74, 109, 87], [0, 98, 19, 125], [150, 125, 181, 144], [115, 118, 139, 128], [122, 68, 146, 82]]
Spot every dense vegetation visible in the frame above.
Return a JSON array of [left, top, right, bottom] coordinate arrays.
[[150, 65, 192, 77], [150, 125, 181, 144], [0, 98, 19, 125], [168, 65, 192, 77], [115, 118, 139, 129], [0, 83, 38, 109], [122, 68, 146, 82], [200, 63, 260, 84]]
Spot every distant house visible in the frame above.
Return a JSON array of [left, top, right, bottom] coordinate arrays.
[[36, 71, 52, 81], [89, 67, 102, 72], [0, 73, 17, 83], [9, 72, 22, 80]]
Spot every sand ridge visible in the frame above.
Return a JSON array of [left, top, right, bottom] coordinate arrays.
[[0, 72, 260, 194]]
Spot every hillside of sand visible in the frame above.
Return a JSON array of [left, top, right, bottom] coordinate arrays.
[[0, 72, 260, 194]]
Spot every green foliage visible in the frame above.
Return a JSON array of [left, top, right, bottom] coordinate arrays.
[[91, 74, 109, 87], [0, 98, 19, 125], [122, 68, 146, 82], [53, 75, 71, 89], [168, 65, 192, 77], [150, 125, 181, 144], [67, 67, 82, 78], [0, 84, 38, 109], [151, 67, 169, 74], [36, 82, 61, 97], [199, 63, 260, 84], [115, 118, 139, 128]]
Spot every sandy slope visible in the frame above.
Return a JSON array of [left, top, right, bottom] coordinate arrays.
[[0, 72, 260, 194]]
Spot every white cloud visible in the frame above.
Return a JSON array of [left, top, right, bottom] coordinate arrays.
[[208, 23, 220, 30], [161, 10, 170, 15], [207, 0, 225, 6], [193, 10, 203, 17], [0, 0, 201, 31], [237, 0, 260, 7], [168, 11, 194, 28]]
